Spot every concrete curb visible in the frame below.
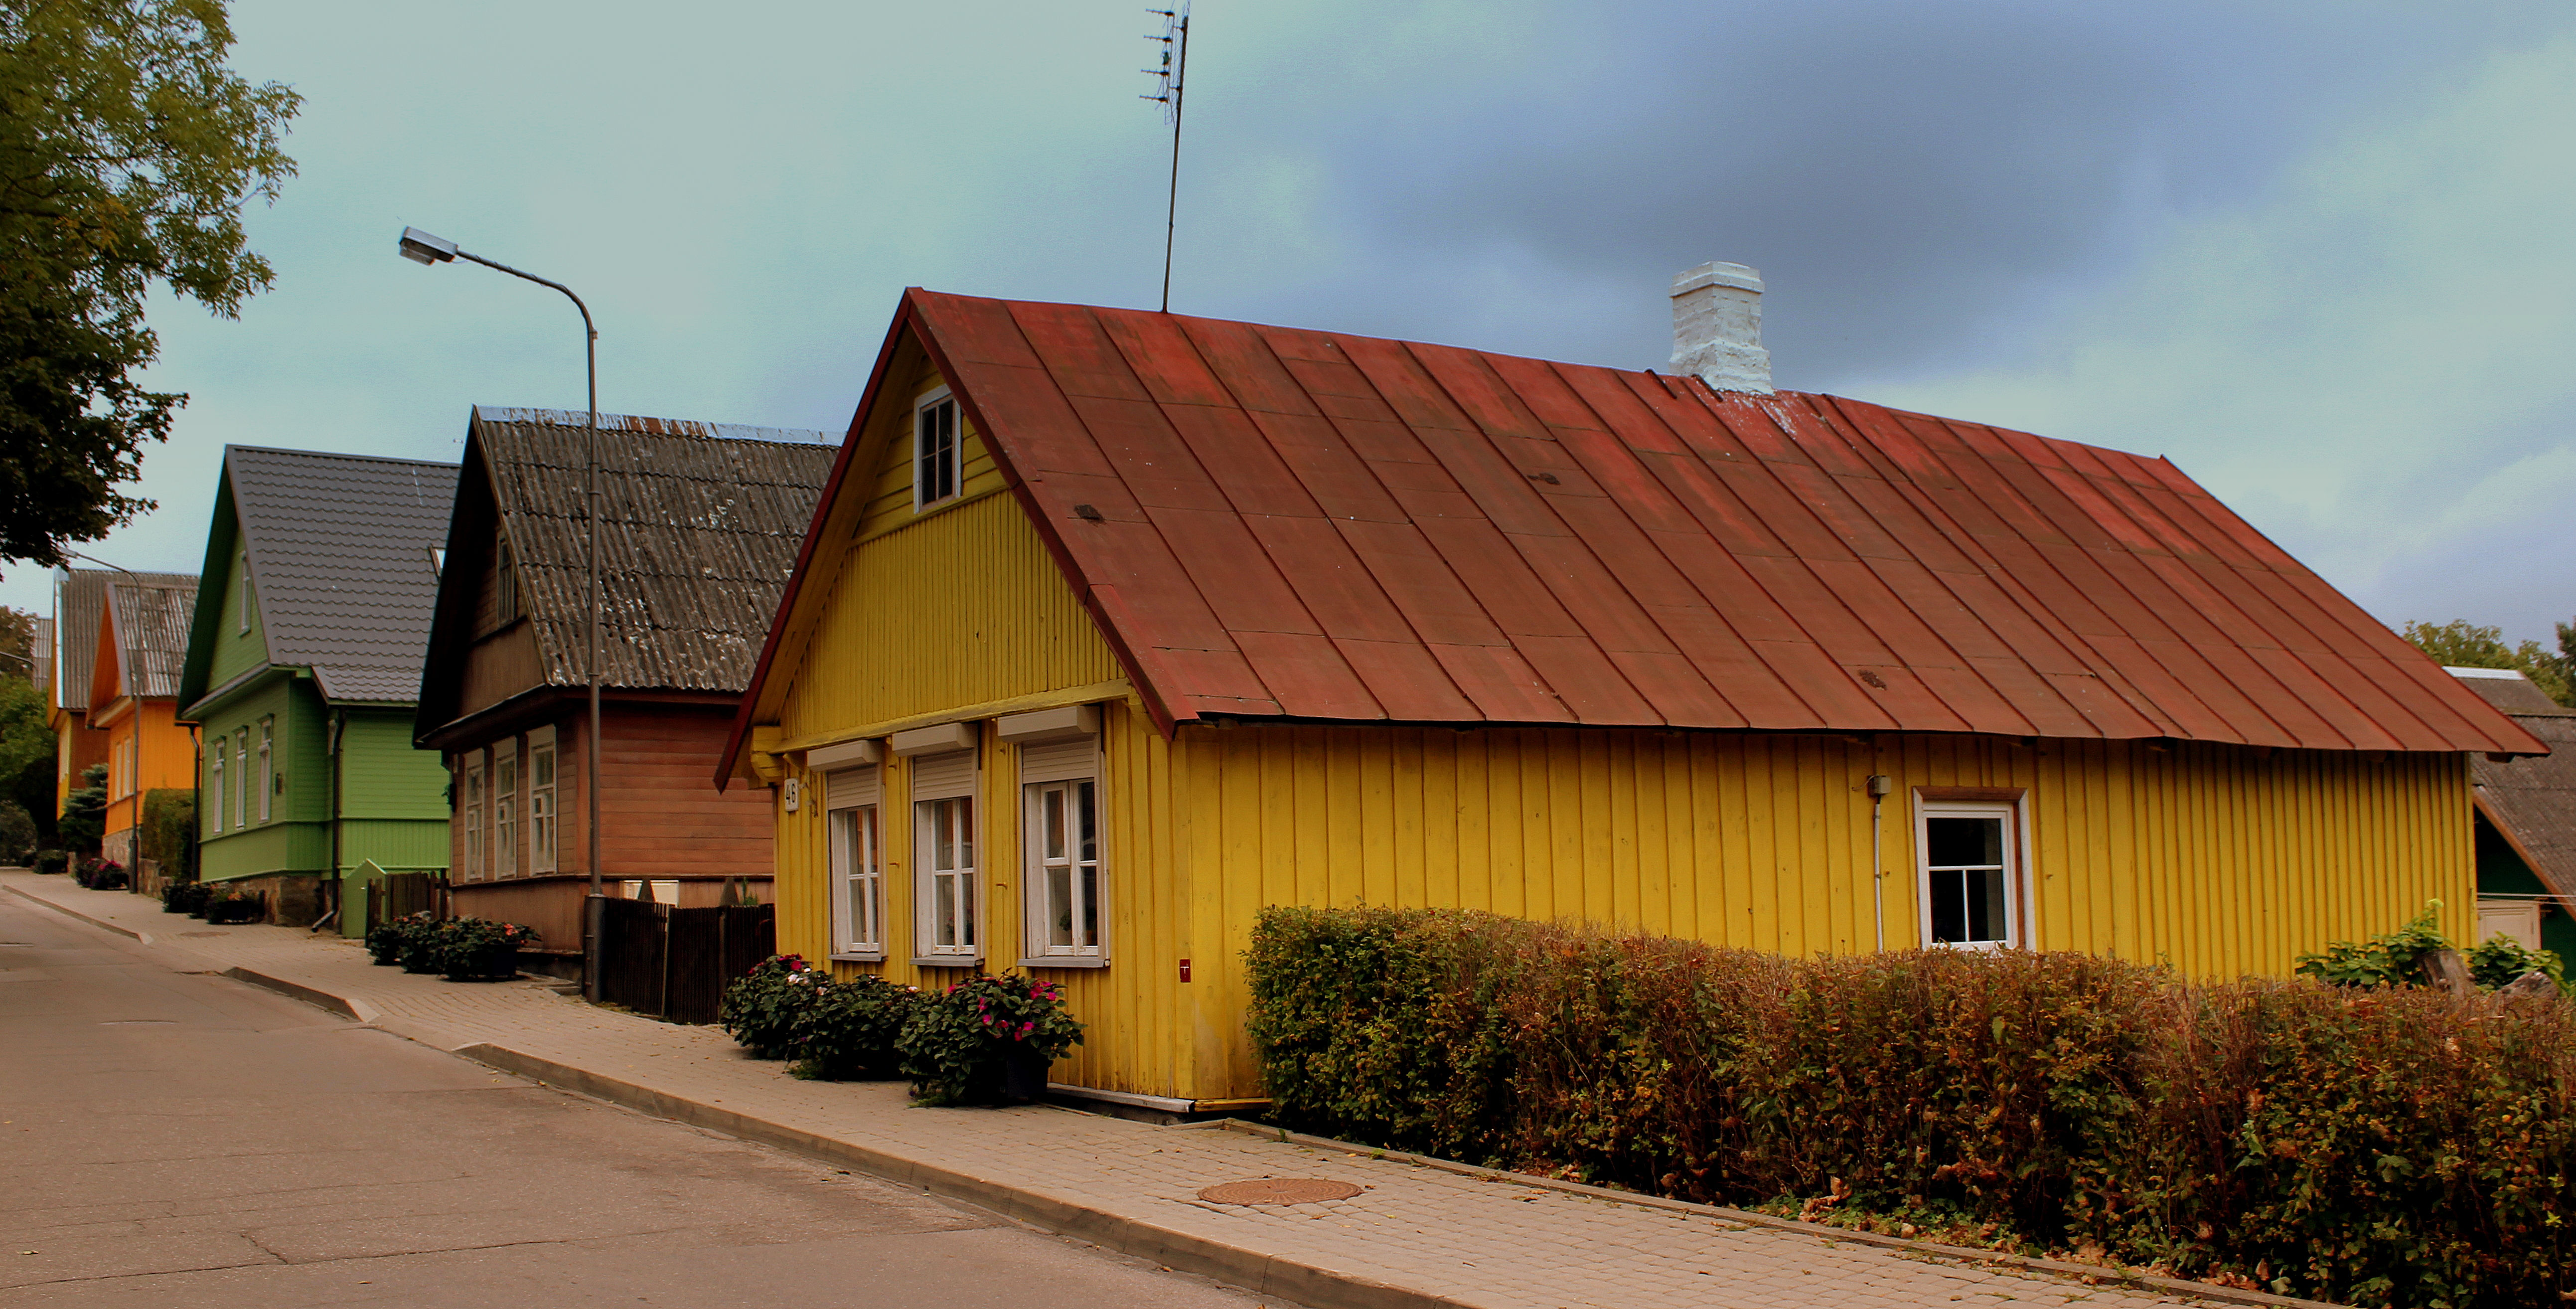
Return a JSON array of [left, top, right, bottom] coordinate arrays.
[[221, 965, 381, 1024], [1210, 1122, 2342, 1309], [451, 1042, 1467, 1309], [4, 881, 152, 942]]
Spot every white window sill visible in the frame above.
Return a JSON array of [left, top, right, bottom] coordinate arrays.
[[829, 952, 886, 964], [910, 956, 983, 968], [1018, 957, 1108, 970]]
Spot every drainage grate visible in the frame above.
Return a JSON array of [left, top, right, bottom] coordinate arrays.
[[1196, 1178, 1363, 1205]]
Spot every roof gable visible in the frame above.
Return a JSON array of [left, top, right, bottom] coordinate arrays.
[[416, 409, 836, 734], [92, 577, 199, 711], [53, 568, 190, 714], [730, 290, 2545, 765]]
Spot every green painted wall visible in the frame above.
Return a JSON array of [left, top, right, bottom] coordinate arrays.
[[2474, 816, 2576, 972], [338, 710, 451, 821], [207, 541, 271, 687]]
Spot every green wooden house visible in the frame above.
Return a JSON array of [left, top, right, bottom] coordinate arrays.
[[176, 447, 460, 931]]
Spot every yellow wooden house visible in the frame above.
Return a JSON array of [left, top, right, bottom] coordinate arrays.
[[722, 271, 2542, 1112]]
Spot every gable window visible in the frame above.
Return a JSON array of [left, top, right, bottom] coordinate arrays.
[[1019, 737, 1104, 964], [233, 729, 249, 829], [494, 743, 519, 878], [238, 554, 252, 634], [529, 730, 557, 873], [909, 745, 979, 963], [257, 718, 273, 823], [826, 766, 884, 959], [1918, 800, 2023, 949], [208, 744, 225, 834], [495, 535, 519, 623], [914, 389, 960, 509], [462, 756, 485, 882]]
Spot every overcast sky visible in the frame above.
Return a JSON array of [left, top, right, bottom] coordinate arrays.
[[12, 0, 2576, 651]]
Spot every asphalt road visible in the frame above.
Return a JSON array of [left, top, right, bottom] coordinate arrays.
[[0, 895, 1277, 1309]]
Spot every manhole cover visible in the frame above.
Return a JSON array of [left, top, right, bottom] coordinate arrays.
[[1196, 1178, 1363, 1205]]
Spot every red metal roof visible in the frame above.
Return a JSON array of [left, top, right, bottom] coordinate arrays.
[[735, 289, 2549, 760]]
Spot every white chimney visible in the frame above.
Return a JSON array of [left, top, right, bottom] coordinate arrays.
[[1669, 261, 1772, 394]]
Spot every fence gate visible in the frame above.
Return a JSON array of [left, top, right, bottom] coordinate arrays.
[[367, 873, 450, 931]]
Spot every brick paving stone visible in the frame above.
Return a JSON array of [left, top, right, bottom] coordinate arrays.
[[4, 872, 2291, 1309]]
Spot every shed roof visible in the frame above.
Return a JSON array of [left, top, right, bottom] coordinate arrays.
[[54, 568, 193, 713], [2452, 669, 2576, 908], [179, 447, 460, 708], [95, 577, 200, 709], [734, 290, 2543, 760], [457, 408, 835, 695]]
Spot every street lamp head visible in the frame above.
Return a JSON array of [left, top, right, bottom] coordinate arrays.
[[398, 226, 457, 265]]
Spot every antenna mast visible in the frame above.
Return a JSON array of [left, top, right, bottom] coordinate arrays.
[[1142, 5, 1190, 313]]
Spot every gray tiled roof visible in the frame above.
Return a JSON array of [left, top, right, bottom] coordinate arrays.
[[2455, 669, 2576, 907], [471, 408, 834, 693], [103, 578, 200, 702], [225, 447, 459, 704], [56, 568, 193, 711]]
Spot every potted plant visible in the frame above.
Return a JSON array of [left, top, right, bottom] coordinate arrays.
[[201, 887, 263, 924], [895, 973, 1084, 1106], [160, 880, 211, 915], [439, 918, 538, 982], [719, 955, 828, 1059], [396, 913, 447, 973]]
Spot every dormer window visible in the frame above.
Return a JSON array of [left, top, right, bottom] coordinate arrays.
[[914, 389, 959, 510]]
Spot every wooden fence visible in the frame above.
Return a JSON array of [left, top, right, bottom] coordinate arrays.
[[367, 872, 450, 931], [594, 899, 775, 1024]]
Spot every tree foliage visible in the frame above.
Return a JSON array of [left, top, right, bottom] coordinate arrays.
[[2400, 618, 2576, 707], [0, 0, 297, 572]]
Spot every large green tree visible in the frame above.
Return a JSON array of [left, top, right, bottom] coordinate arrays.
[[0, 0, 296, 573]]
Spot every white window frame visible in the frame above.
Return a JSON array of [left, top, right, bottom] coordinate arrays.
[[913, 387, 961, 511], [909, 746, 980, 965], [1019, 737, 1106, 966], [1914, 798, 2030, 951], [237, 553, 251, 635], [493, 740, 519, 879], [256, 717, 274, 823], [826, 766, 885, 960], [232, 729, 249, 830], [208, 743, 225, 834], [462, 754, 485, 882], [529, 726, 557, 873]]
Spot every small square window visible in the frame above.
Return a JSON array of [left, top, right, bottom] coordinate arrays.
[[914, 391, 960, 509], [1918, 802, 2021, 949]]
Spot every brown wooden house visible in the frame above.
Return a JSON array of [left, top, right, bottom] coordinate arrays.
[[414, 408, 835, 962]]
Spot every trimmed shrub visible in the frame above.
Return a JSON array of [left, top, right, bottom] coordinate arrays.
[[201, 885, 261, 923], [140, 790, 195, 883], [438, 919, 537, 981], [31, 848, 66, 876], [1245, 906, 2576, 1308], [791, 973, 925, 1081]]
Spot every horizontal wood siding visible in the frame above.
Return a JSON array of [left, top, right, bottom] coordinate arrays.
[[338, 709, 450, 820], [603, 706, 774, 878], [457, 623, 542, 720]]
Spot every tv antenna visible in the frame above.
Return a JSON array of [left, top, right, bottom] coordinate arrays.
[[1141, 5, 1190, 313]]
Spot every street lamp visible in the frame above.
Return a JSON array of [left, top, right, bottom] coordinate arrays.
[[398, 226, 607, 1000]]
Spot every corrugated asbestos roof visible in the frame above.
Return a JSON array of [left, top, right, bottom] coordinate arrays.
[[473, 408, 835, 692], [846, 290, 2534, 753], [100, 578, 199, 705], [223, 447, 459, 704], [55, 569, 191, 711], [2454, 670, 2576, 905]]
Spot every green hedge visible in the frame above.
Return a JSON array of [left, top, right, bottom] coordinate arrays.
[[1244, 906, 2576, 1308]]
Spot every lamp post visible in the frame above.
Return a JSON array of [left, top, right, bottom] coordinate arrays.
[[399, 227, 606, 998]]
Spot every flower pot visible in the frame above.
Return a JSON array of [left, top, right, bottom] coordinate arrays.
[[998, 1043, 1050, 1103], [443, 947, 520, 982]]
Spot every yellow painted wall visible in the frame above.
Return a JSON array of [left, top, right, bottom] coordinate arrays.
[[757, 330, 2478, 1105]]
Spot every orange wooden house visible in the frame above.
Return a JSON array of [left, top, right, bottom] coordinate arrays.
[[719, 269, 2542, 1111], [88, 575, 201, 875]]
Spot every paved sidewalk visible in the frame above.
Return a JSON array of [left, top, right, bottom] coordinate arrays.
[[3, 872, 2322, 1309]]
